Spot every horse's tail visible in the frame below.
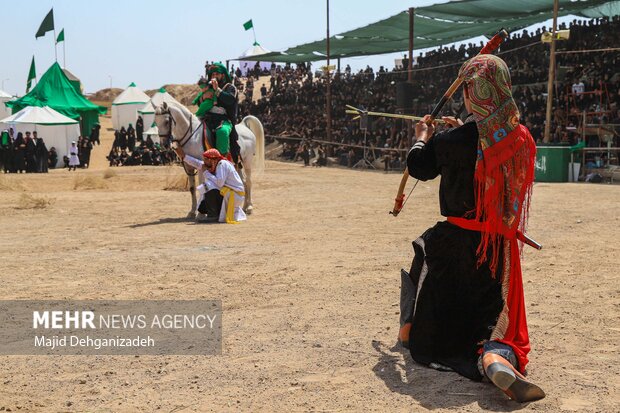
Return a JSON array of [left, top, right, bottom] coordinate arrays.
[[242, 115, 265, 175]]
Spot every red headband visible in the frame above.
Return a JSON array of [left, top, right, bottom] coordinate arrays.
[[203, 148, 225, 160]]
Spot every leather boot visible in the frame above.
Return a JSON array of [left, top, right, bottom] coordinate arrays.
[[482, 352, 546, 403]]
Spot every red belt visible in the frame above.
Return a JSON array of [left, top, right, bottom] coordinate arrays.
[[447, 217, 542, 250]]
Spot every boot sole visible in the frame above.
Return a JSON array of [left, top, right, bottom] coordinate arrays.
[[486, 362, 546, 403]]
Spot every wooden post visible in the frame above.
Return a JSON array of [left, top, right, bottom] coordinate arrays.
[[544, 0, 559, 143], [326, 0, 332, 142], [407, 8, 415, 146]]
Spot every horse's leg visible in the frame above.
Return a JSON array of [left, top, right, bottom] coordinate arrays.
[[188, 173, 197, 219], [244, 165, 253, 214]]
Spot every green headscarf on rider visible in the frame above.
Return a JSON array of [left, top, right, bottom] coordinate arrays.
[[207, 62, 231, 84]]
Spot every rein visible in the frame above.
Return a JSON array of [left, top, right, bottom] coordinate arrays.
[[158, 106, 199, 177], [160, 108, 194, 148]]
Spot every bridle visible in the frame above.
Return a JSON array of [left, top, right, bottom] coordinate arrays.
[[156, 105, 199, 177], [157, 105, 195, 148]]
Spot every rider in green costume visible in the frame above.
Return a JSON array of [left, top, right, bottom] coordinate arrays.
[[193, 63, 239, 162]]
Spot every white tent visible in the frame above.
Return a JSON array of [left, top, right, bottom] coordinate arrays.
[[0, 89, 13, 120], [0, 106, 80, 166], [236, 43, 272, 76], [239, 43, 271, 59], [111, 82, 150, 130], [137, 88, 182, 130], [143, 123, 158, 137]]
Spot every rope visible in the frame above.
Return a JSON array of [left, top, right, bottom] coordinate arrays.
[[555, 47, 620, 54], [377, 41, 540, 76], [268, 135, 410, 153]]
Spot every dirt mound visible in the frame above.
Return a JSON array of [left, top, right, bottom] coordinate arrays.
[[88, 88, 123, 102], [146, 84, 201, 106], [89, 84, 201, 107]]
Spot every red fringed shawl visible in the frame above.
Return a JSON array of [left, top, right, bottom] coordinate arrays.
[[457, 55, 537, 373]]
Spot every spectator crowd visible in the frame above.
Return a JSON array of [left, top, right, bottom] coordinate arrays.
[[236, 16, 620, 169], [0, 123, 103, 173], [107, 115, 176, 167]]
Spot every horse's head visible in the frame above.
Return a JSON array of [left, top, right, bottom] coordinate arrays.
[[153, 101, 172, 142]]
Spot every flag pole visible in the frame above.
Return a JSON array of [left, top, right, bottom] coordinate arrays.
[[63, 32, 66, 68], [252, 25, 257, 44], [53, 28, 58, 61]]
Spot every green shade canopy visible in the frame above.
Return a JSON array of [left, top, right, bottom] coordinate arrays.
[[7, 62, 106, 134], [242, 0, 620, 63]]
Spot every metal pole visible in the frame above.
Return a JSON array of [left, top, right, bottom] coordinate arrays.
[[543, 0, 559, 143], [326, 0, 332, 142], [53, 28, 58, 62], [407, 7, 415, 146]]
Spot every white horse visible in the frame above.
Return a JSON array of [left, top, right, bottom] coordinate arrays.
[[154, 101, 264, 220]]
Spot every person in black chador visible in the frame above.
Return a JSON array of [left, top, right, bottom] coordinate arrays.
[[80, 137, 93, 168], [13, 132, 26, 173], [398, 55, 544, 403], [34, 131, 48, 173], [127, 123, 136, 152], [90, 123, 101, 146], [0, 129, 13, 173], [24, 131, 37, 173], [48, 147, 58, 169], [136, 116, 144, 144], [118, 126, 128, 151]]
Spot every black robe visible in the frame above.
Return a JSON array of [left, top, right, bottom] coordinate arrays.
[[404, 121, 504, 381]]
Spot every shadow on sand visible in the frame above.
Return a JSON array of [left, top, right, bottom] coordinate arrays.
[[126, 217, 193, 229], [371, 340, 529, 412]]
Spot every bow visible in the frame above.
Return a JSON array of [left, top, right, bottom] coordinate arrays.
[[390, 28, 508, 217]]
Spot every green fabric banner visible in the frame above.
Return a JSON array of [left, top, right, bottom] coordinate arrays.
[[240, 0, 620, 63], [243, 19, 253, 31], [35, 8, 54, 39], [56, 28, 64, 44], [8, 62, 106, 135], [26, 56, 36, 93]]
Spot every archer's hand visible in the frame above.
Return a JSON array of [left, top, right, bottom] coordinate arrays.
[[441, 116, 464, 128], [415, 115, 436, 142]]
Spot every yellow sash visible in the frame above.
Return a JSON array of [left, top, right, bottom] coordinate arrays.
[[220, 187, 245, 224]]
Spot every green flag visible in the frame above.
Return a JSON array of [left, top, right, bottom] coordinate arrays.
[[56, 28, 64, 44], [26, 56, 36, 93], [35, 8, 54, 39], [243, 19, 253, 31]]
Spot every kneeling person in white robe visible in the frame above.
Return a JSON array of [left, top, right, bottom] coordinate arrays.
[[175, 147, 246, 223]]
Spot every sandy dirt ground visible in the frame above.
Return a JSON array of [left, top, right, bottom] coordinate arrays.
[[0, 116, 619, 412]]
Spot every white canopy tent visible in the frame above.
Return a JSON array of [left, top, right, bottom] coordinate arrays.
[[143, 123, 158, 137], [236, 43, 272, 76], [0, 106, 80, 166], [111, 82, 150, 130], [137, 88, 182, 131], [0, 89, 13, 120]]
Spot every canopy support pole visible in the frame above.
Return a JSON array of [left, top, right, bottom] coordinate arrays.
[[544, 0, 559, 143], [407, 7, 415, 146], [326, 0, 332, 142]]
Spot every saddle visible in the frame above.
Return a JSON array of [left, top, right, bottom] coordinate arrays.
[[200, 120, 242, 167]]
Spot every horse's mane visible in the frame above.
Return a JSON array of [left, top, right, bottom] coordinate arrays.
[[155, 100, 193, 118]]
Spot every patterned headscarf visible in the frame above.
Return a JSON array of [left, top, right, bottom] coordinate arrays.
[[458, 54, 536, 273], [203, 148, 225, 161]]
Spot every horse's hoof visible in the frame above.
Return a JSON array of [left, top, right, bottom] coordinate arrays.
[[244, 205, 253, 215], [187, 212, 196, 220]]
